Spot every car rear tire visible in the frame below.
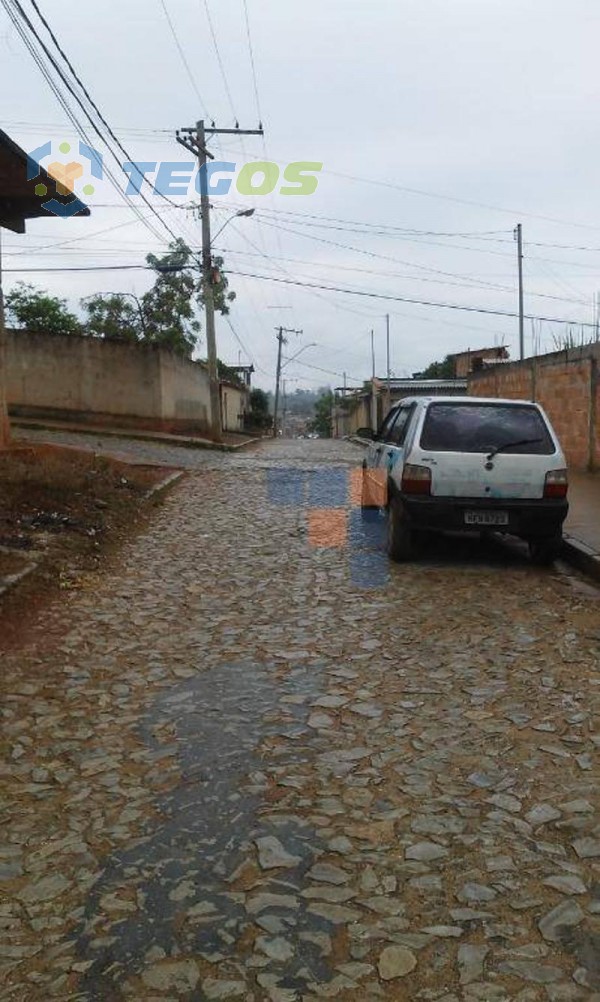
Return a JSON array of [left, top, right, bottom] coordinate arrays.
[[387, 495, 413, 562], [529, 534, 562, 566]]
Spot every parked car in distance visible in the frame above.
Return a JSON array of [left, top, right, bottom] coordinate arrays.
[[359, 396, 569, 564]]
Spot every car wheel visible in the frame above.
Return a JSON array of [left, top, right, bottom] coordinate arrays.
[[529, 534, 562, 566], [387, 494, 413, 562]]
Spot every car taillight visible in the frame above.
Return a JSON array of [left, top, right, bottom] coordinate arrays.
[[544, 469, 568, 499], [402, 464, 432, 495]]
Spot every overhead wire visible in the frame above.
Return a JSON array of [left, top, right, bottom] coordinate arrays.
[[224, 269, 600, 329], [3, 0, 173, 242], [158, 0, 212, 119]]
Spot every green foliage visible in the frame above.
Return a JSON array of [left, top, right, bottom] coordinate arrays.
[[6, 282, 82, 336], [413, 354, 456, 379], [217, 360, 244, 388], [246, 387, 273, 432], [81, 293, 141, 342], [142, 239, 201, 356], [8, 239, 237, 360], [210, 255, 236, 316], [283, 388, 323, 417], [140, 240, 236, 357], [307, 389, 334, 437]]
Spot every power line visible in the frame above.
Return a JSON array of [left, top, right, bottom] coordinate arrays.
[[224, 315, 255, 366], [158, 0, 211, 118], [4, 264, 150, 272], [253, 214, 589, 306], [27, 0, 179, 212], [202, 0, 237, 121], [325, 168, 600, 234], [216, 243, 589, 307], [226, 269, 600, 329], [4, 0, 175, 242], [241, 0, 263, 126]]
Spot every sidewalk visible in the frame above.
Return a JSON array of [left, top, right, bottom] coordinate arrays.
[[563, 472, 600, 582], [10, 416, 261, 452]]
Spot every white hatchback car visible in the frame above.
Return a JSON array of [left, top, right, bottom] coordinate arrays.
[[360, 396, 569, 564]]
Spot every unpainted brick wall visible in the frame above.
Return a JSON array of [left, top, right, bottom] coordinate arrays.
[[469, 346, 600, 471]]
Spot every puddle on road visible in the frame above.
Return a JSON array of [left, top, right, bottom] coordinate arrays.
[[73, 660, 335, 999]]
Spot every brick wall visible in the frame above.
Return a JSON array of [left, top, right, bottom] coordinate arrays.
[[469, 345, 600, 471]]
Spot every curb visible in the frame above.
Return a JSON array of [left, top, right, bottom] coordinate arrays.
[[12, 420, 262, 454], [561, 534, 600, 584], [144, 471, 186, 501]]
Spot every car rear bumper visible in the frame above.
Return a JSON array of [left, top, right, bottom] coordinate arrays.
[[402, 495, 569, 538]]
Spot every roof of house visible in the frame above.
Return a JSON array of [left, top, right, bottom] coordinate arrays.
[[0, 128, 90, 233], [373, 377, 468, 391], [448, 345, 509, 358]]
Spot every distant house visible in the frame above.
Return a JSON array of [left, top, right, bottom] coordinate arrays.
[[332, 376, 468, 437], [450, 346, 509, 378]]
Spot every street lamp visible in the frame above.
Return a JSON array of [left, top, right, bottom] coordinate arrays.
[[212, 207, 255, 244], [282, 342, 317, 369]]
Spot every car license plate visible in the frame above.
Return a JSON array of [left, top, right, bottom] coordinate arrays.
[[464, 511, 509, 526]]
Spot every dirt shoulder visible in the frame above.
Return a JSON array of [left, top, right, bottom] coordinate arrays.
[[0, 442, 180, 650]]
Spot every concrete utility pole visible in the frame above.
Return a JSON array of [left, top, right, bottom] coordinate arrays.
[[515, 223, 525, 360], [370, 328, 377, 431], [385, 313, 391, 413], [177, 120, 263, 443], [273, 326, 302, 437], [0, 229, 9, 448]]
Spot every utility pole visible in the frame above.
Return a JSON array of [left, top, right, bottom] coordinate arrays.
[[385, 313, 391, 412], [515, 223, 524, 360], [273, 326, 302, 437], [282, 378, 294, 438], [370, 328, 377, 431], [177, 120, 263, 443], [0, 228, 9, 448]]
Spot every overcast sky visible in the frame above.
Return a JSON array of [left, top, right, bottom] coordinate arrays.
[[2, 0, 600, 391]]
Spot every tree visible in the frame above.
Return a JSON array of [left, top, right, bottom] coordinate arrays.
[[308, 388, 334, 437], [81, 293, 141, 342], [413, 354, 456, 379], [141, 239, 236, 357], [142, 240, 201, 356], [6, 282, 82, 336], [246, 387, 272, 432]]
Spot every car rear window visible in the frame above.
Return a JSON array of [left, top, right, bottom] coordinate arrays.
[[420, 402, 555, 454]]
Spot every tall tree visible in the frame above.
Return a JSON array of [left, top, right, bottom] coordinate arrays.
[[142, 239, 201, 356], [141, 239, 236, 357], [6, 282, 82, 336]]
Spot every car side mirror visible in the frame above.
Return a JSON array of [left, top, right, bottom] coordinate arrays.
[[356, 427, 376, 441]]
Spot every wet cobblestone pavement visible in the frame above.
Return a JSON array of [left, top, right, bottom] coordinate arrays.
[[3, 438, 600, 1001]]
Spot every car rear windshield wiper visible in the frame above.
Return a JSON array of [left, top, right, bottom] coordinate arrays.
[[486, 437, 543, 460]]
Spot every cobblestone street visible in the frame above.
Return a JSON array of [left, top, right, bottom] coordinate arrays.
[[2, 437, 600, 1002]]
